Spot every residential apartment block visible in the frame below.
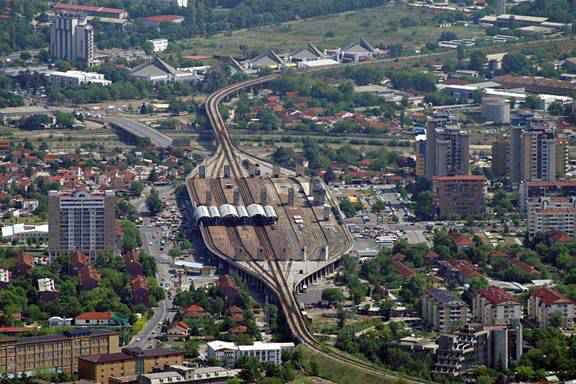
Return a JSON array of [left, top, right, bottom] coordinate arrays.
[[432, 176, 486, 219], [528, 287, 576, 328], [510, 120, 567, 184], [49, 15, 95, 66], [48, 190, 117, 260], [433, 323, 523, 378], [527, 196, 576, 239], [422, 289, 470, 333], [206, 341, 295, 368], [425, 113, 470, 180], [473, 287, 523, 325], [0, 329, 120, 377]]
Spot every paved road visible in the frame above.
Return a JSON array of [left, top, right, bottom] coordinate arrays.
[[107, 117, 174, 148], [128, 185, 176, 349]]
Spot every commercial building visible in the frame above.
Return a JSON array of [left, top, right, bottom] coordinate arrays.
[[510, 119, 566, 184], [49, 15, 95, 66], [432, 176, 486, 219], [433, 323, 523, 379], [47, 70, 111, 87], [481, 96, 510, 124], [0, 329, 120, 377], [75, 312, 129, 327], [491, 137, 511, 178], [48, 190, 117, 260], [206, 341, 295, 368], [425, 113, 470, 180], [528, 287, 576, 328], [53, 3, 128, 19], [1, 223, 48, 242], [527, 196, 576, 238], [421, 289, 470, 333], [147, 39, 169, 53], [78, 348, 184, 384], [129, 57, 200, 83], [473, 287, 523, 325]]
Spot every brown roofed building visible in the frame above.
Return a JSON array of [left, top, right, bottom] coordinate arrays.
[[79, 265, 101, 290], [131, 275, 149, 305], [182, 304, 207, 319], [78, 348, 183, 384], [473, 287, 523, 325], [218, 275, 241, 306], [15, 252, 34, 275], [432, 176, 486, 219], [0, 329, 120, 376], [71, 250, 90, 273], [528, 287, 576, 328]]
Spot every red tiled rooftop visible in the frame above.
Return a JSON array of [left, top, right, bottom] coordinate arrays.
[[479, 287, 517, 305], [142, 15, 183, 23], [76, 311, 113, 321], [450, 259, 481, 278], [532, 287, 575, 305]]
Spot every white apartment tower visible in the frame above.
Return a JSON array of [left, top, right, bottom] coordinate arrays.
[[49, 14, 95, 66], [48, 190, 117, 260]]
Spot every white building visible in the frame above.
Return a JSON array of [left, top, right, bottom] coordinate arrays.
[[528, 197, 576, 238], [47, 70, 111, 87], [0, 269, 10, 285], [37, 278, 57, 293], [207, 340, 295, 367], [148, 39, 169, 53], [157, 0, 188, 7], [473, 287, 523, 326], [1, 223, 49, 242], [528, 287, 576, 328]]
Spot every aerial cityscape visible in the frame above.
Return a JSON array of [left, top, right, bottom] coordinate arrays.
[[2, 0, 576, 383]]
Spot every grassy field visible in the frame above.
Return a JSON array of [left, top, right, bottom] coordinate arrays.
[[178, 4, 484, 57], [298, 345, 402, 384]]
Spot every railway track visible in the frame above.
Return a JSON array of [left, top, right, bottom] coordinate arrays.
[[199, 76, 431, 383]]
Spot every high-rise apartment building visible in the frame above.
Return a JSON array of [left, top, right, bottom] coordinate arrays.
[[495, 0, 506, 15], [425, 113, 470, 180], [491, 137, 510, 178], [511, 119, 567, 184], [49, 14, 95, 66], [48, 190, 117, 260], [473, 287, 523, 326]]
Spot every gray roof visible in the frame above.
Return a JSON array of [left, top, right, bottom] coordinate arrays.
[[130, 56, 177, 78], [343, 38, 376, 54], [290, 44, 324, 60], [427, 288, 465, 305], [248, 50, 284, 67]]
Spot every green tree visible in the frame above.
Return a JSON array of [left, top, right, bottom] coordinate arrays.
[[146, 188, 163, 216], [321, 288, 344, 304]]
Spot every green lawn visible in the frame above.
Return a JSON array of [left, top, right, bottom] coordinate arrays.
[[178, 4, 484, 57]]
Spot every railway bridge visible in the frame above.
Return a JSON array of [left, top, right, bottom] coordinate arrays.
[[185, 75, 428, 383]]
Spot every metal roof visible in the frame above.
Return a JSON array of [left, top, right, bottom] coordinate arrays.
[[236, 205, 249, 218], [219, 204, 238, 217], [209, 206, 221, 217], [264, 205, 277, 218], [247, 204, 266, 217]]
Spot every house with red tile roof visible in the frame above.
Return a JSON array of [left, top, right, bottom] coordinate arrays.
[[473, 287, 523, 325], [547, 230, 571, 243], [75, 312, 129, 327], [71, 250, 89, 273], [448, 231, 474, 251], [510, 258, 539, 276], [230, 324, 248, 335], [79, 265, 101, 290], [391, 257, 417, 279], [131, 275, 149, 305], [183, 304, 207, 319], [528, 287, 576, 328], [168, 321, 190, 337], [15, 252, 34, 275]]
